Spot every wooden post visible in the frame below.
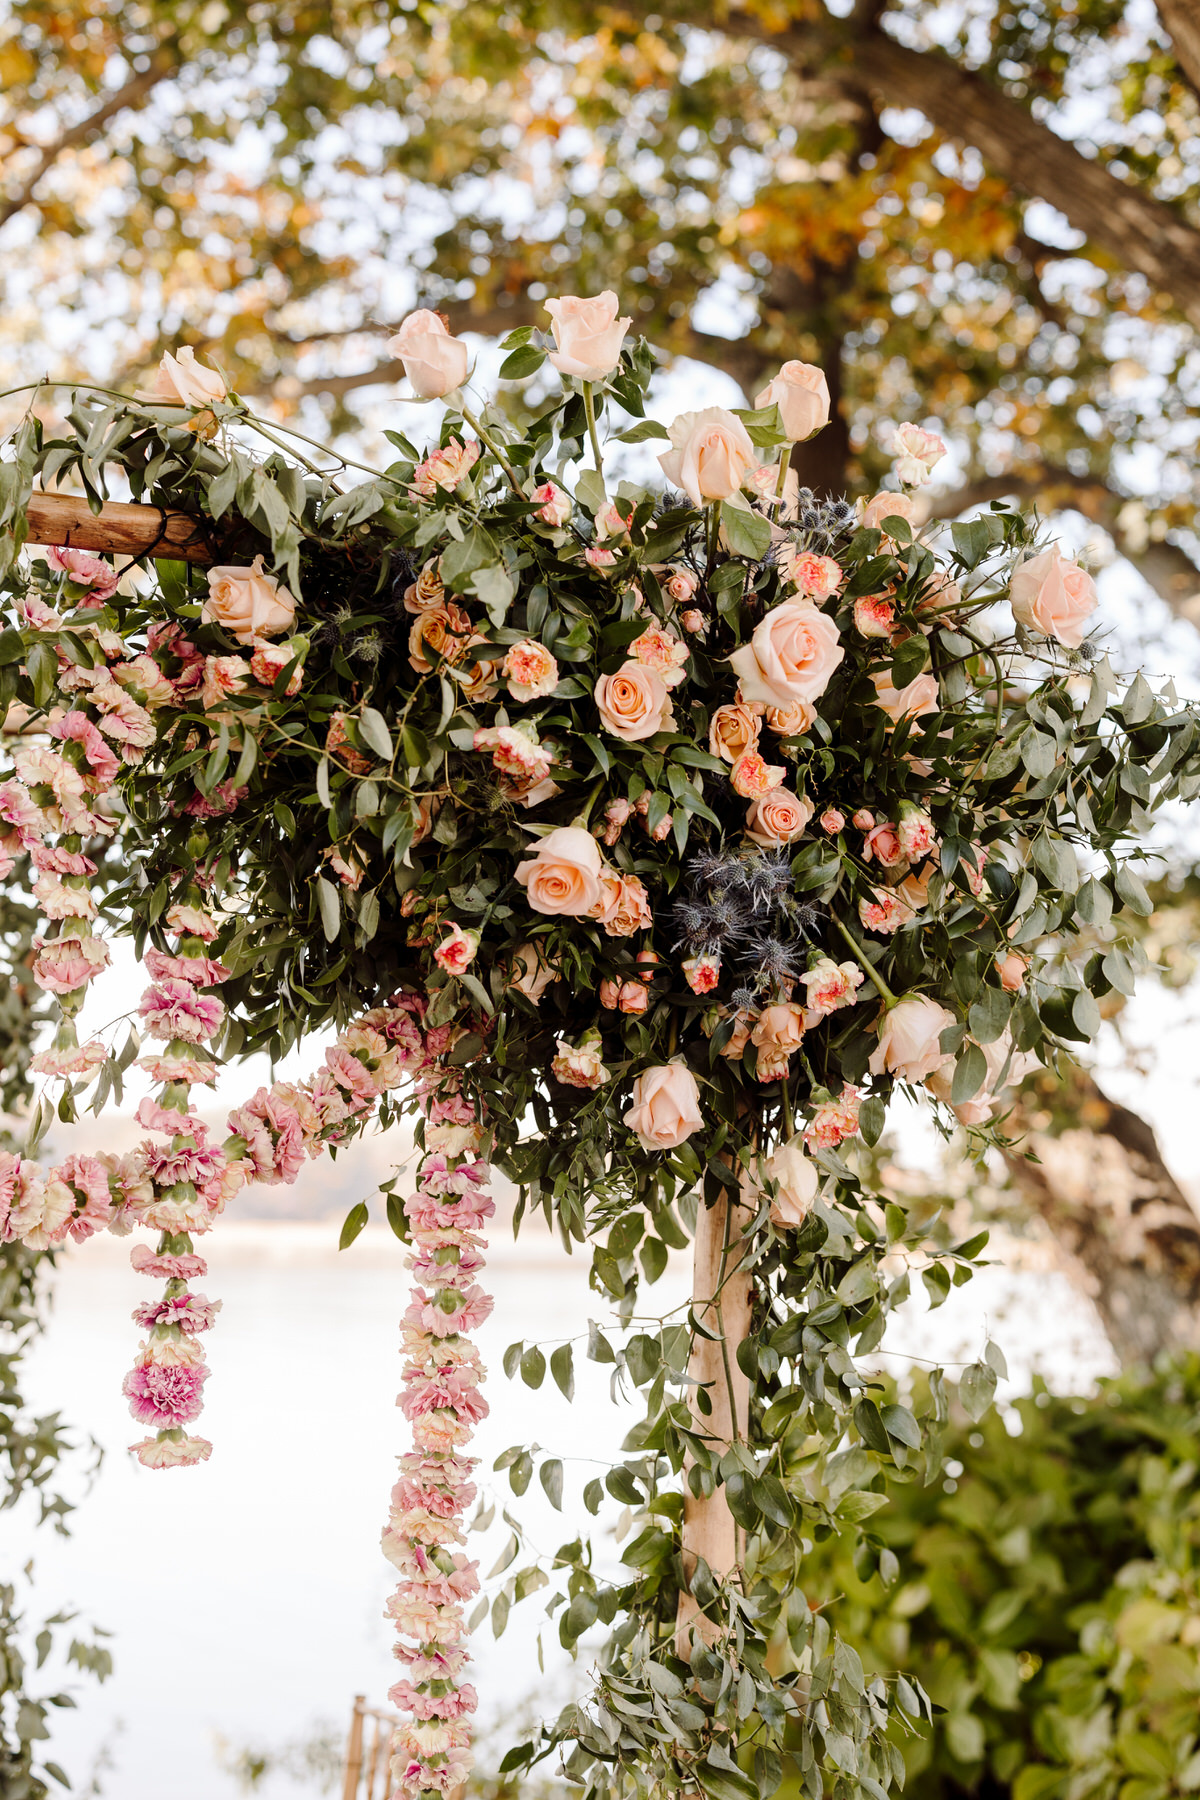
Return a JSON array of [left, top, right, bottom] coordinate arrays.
[[342, 1694, 366, 1800], [23, 491, 214, 563], [675, 1172, 753, 1659]]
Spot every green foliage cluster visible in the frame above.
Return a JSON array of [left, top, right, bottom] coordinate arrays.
[[793, 1361, 1200, 1800]]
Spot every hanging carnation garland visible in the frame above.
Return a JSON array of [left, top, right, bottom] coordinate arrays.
[[0, 289, 1196, 1800]]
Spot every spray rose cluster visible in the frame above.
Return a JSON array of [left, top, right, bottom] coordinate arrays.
[[383, 1150, 494, 1798]]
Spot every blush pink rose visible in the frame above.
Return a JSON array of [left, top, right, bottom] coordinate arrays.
[[530, 481, 571, 526], [745, 788, 813, 847], [203, 556, 296, 644], [658, 407, 757, 506], [996, 951, 1028, 991], [760, 1139, 820, 1226], [860, 491, 918, 534], [729, 601, 844, 711], [1009, 546, 1098, 649], [867, 995, 956, 1082], [624, 1063, 704, 1150], [545, 291, 631, 380], [387, 310, 469, 398], [709, 702, 762, 764], [515, 827, 604, 916], [871, 669, 940, 724], [820, 808, 845, 833], [754, 361, 830, 442], [594, 661, 673, 741], [141, 346, 227, 406], [751, 1002, 807, 1058], [862, 821, 905, 867]]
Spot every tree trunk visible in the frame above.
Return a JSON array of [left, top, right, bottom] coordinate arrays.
[[23, 492, 215, 564], [675, 1178, 753, 1659], [1004, 1069, 1200, 1366]]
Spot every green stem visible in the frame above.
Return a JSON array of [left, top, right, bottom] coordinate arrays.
[[831, 913, 898, 1007], [458, 402, 525, 497], [705, 501, 720, 574], [772, 445, 793, 510], [582, 383, 604, 480]]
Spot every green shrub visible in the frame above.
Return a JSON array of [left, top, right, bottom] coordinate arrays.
[[793, 1359, 1200, 1800]]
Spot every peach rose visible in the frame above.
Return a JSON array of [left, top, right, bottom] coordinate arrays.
[[860, 491, 918, 534], [709, 703, 762, 764], [867, 995, 956, 1082], [745, 788, 813, 847], [591, 871, 652, 938], [765, 699, 816, 736], [871, 669, 940, 725], [755, 361, 830, 442], [623, 1063, 704, 1150], [203, 556, 296, 645], [409, 603, 472, 675], [141, 346, 228, 407], [594, 661, 673, 742], [387, 310, 469, 399], [751, 1002, 807, 1058], [996, 951, 1027, 992], [508, 942, 560, 1000], [545, 292, 631, 381], [515, 827, 604, 917], [729, 600, 844, 711], [1009, 546, 1098, 649], [658, 407, 757, 506], [759, 1139, 820, 1227], [403, 563, 445, 613]]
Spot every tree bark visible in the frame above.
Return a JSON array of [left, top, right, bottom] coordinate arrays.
[[1004, 1069, 1200, 1366], [705, 7, 1200, 330], [675, 1178, 752, 1659], [22, 492, 215, 564], [1156, 0, 1200, 99]]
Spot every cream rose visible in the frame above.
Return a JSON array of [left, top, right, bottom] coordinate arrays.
[[623, 1063, 704, 1150], [141, 346, 227, 407], [202, 556, 296, 645], [871, 669, 940, 725], [745, 788, 813, 848], [508, 942, 561, 1001], [708, 702, 762, 763], [754, 361, 830, 442], [594, 661, 673, 742], [867, 995, 956, 1082], [729, 601, 844, 712], [759, 1138, 820, 1227], [751, 1002, 807, 1057], [515, 826, 604, 917], [658, 407, 757, 507], [1009, 546, 1098, 649], [387, 309, 469, 399], [861, 491, 919, 534], [544, 292, 632, 381]]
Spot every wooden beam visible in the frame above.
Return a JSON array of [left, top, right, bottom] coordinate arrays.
[[24, 492, 214, 564]]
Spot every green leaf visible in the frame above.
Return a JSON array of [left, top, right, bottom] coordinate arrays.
[[720, 501, 772, 560], [315, 875, 340, 943], [357, 706, 393, 760], [858, 1095, 886, 1146], [539, 1457, 563, 1510], [950, 1042, 987, 1105], [338, 1201, 369, 1250], [499, 344, 546, 379], [1115, 864, 1153, 915], [520, 1345, 546, 1389], [960, 1359, 997, 1421], [616, 419, 670, 442], [550, 1343, 575, 1401]]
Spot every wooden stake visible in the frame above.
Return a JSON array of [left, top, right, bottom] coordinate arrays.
[[342, 1694, 366, 1800], [23, 491, 215, 564], [675, 1172, 753, 1659]]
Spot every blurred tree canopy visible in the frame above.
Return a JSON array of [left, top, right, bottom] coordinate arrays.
[[1, 0, 1199, 613]]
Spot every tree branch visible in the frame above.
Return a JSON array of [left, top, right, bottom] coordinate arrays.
[[1004, 1069, 1200, 1366], [710, 7, 1200, 328], [917, 466, 1200, 624], [0, 50, 177, 233], [1156, 0, 1200, 100], [22, 493, 215, 563]]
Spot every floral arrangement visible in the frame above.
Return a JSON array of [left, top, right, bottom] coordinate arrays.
[[0, 288, 1195, 1800]]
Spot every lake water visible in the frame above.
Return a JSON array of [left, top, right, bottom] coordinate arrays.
[[6, 1129, 1116, 1799]]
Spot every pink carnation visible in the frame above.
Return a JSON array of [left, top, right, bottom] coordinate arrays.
[[138, 978, 226, 1043], [324, 1044, 381, 1107], [130, 1244, 208, 1280], [130, 1434, 213, 1469], [784, 551, 843, 599], [131, 1291, 222, 1333], [46, 545, 120, 601], [33, 933, 110, 994], [404, 1286, 494, 1338], [682, 954, 720, 994], [804, 1086, 862, 1151], [50, 710, 120, 785], [858, 887, 913, 935], [31, 844, 95, 877], [143, 948, 230, 986], [122, 1361, 208, 1428]]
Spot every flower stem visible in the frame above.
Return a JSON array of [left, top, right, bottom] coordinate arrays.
[[772, 445, 792, 511], [831, 913, 898, 1007], [458, 402, 525, 497], [582, 383, 604, 480]]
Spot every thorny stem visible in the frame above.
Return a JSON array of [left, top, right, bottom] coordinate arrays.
[[582, 383, 604, 480], [831, 913, 897, 1007], [458, 402, 525, 497]]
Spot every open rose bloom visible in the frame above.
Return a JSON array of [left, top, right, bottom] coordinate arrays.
[[0, 281, 1188, 1800]]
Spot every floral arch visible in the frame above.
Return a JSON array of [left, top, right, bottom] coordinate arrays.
[[0, 295, 1192, 1800]]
